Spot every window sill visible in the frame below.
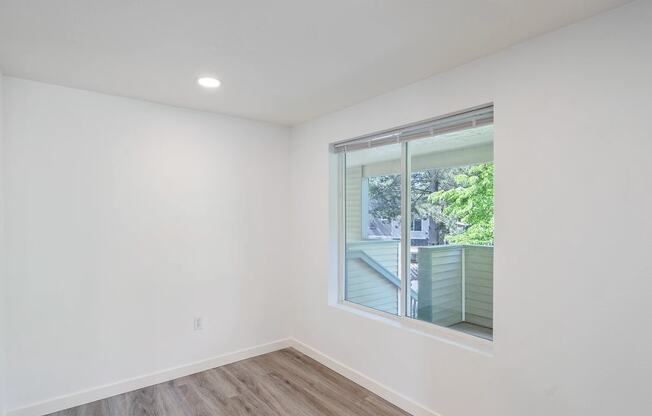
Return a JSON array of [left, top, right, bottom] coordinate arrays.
[[331, 300, 494, 356]]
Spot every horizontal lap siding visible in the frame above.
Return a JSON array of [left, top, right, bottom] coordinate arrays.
[[346, 258, 398, 314], [347, 240, 399, 274], [346, 240, 400, 315], [417, 246, 463, 327], [345, 167, 362, 241], [464, 246, 493, 328]]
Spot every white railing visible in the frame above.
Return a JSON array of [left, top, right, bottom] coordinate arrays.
[[345, 240, 417, 315], [416, 245, 493, 328], [344, 241, 491, 328]]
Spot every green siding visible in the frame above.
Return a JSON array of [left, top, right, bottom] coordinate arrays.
[[345, 166, 362, 241], [417, 245, 493, 329], [464, 246, 493, 328], [417, 246, 463, 327], [345, 240, 400, 314]]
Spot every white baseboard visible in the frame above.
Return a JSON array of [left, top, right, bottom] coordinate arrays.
[[288, 339, 442, 416], [7, 337, 439, 416], [6, 338, 293, 416]]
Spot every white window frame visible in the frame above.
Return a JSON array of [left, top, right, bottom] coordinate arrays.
[[334, 105, 494, 352]]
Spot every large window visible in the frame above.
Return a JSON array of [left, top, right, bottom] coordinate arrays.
[[336, 105, 494, 340]]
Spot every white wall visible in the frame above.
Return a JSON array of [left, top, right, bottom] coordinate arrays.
[[0, 70, 7, 416], [289, 1, 652, 415], [2, 78, 290, 412]]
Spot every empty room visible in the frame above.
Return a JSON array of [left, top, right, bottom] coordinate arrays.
[[0, 1, 651, 415]]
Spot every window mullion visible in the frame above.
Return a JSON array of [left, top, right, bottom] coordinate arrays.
[[399, 142, 410, 318], [338, 152, 346, 302]]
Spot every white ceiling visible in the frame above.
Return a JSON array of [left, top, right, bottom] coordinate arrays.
[[0, 0, 630, 125]]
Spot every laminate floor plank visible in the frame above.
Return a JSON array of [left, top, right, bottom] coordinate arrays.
[[260, 348, 378, 413], [220, 364, 301, 416], [105, 392, 129, 416], [46, 348, 412, 416], [272, 348, 371, 400], [172, 375, 228, 416]]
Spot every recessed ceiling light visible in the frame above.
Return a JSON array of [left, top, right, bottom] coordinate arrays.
[[197, 77, 221, 88]]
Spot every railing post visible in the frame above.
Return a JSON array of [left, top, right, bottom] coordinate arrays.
[[399, 141, 410, 318], [461, 246, 466, 322]]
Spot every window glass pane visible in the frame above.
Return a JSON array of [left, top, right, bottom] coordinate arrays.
[[344, 143, 402, 315], [407, 124, 494, 340]]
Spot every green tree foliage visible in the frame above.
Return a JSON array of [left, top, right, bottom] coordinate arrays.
[[430, 163, 494, 245], [409, 169, 465, 245], [367, 169, 466, 244], [367, 174, 401, 219], [366, 163, 494, 245]]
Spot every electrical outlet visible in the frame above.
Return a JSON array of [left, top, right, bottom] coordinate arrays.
[[193, 317, 203, 331]]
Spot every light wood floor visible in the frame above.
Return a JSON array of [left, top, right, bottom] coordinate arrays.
[[48, 348, 412, 416]]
